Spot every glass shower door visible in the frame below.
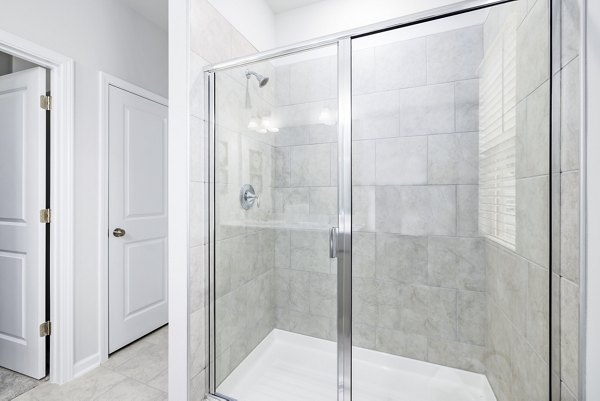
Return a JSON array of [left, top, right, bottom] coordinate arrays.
[[208, 44, 342, 401], [350, 2, 551, 401]]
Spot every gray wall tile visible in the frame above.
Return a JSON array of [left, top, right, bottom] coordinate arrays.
[[352, 232, 376, 279], [289, 56, 336, 104], [455, 79, 480, 132], [428, 132, 479, 184], [275, 64, 291, 106], [290, 143, 332, 187], [376, 234, 428, 285], [274, 229, 290, 268], [353, 278, 379, 327], [190, 0, 232, 64], [375, 38, 427, 91], [352, 48, 375, 95], [272, 188, 309, 216], [276, 268, 311, 313], [428, 338, 486, 373], [527, 263, 550, 363], [353, 90, 400, 140], [561, 57, 580, 172], [427, 26, 483, 84], [352, 140, 376, 186], [190, 52, 208, 120], [309, 273, 337, 318], [560, 278, 579, 398], [458, 291, 486, 346], [561, 382, 577, 401], [486, 301, 514, 401], [275, 126, 309, 147], [511, 328, 550, 401], [189, 182, 206, 247], [492, 245, 529, 335], [376, 186, 457, 236], [516, 81, 550, 179], [309, 187, 337, 217], [190, 117, 206, 183], [290, 229, 330, 273], [352, 323, 376, 349], [516, 176, 550, 268], [561, 171, 579, 283], [375, 328, 428, 360], [426, 287, 458, 340], [309, 124, 337, 144], [352, 186, 376, 232], [190, 245, 206, 313], [399, 83, 455, 136], [428, 236, 485, 291], [376, 137, 428, 185], [457, 185, 480, 236], [561, 0, 580, 67], [276, 308, 336, 341], [516, 0, 550, 101], [272, 147, 291, 187]]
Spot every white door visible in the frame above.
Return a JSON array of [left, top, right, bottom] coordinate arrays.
[[109, 85, 168, 353], [0, 67, 47, 379]]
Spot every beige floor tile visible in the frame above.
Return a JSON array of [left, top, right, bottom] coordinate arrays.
[[93, 378, 165, 401]]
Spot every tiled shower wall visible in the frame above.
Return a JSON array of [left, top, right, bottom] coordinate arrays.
[[482, 1, 582, 400], [212, 64, 278, 385], [270, 25, 488, 373], [188, 0, 273, 397], [270, 54, 340, 341], [350, 25, 486, 372], [482, 2, 552, 401], [554, 0, 582, 399]]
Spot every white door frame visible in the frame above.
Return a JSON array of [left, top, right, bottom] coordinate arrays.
[[168, 0, 191, 399], [98, 72, 168, 362], [0, 29, 75, 384]]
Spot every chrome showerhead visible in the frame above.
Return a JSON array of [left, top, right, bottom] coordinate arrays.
[[245, 70, 269, 88]]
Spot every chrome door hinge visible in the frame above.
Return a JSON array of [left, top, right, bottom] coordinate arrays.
[[40, 208, 52, 223], [40, 95, 52, 111], [39, 321, 52, 337]]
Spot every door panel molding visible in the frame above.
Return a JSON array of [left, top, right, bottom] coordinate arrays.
[[99, 72, 168, 361]]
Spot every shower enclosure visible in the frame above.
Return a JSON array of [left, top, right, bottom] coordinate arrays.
[[203, 0, 551, 400]]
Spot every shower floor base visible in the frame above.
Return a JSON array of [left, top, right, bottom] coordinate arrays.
[[217, 329, 497, 401]]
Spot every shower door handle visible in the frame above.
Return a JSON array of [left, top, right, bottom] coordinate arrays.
[[329, 227, 338, 259]]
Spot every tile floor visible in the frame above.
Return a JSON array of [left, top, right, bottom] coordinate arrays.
[[0, 368, 45, 401], [13, 325, 168, 401]]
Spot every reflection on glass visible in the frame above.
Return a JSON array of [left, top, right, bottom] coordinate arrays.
[[213, 46, 340, 400]]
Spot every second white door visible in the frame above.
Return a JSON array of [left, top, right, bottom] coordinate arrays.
[[108, 85, 168, 353]]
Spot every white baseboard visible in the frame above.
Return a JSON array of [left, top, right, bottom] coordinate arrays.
[[72, 353, 101, 379]]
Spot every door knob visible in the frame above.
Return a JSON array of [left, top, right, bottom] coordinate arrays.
[[113, 228, 126, 237]]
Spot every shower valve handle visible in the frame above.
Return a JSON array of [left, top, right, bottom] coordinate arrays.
[[245, 192, 260, 208], [240, 184, 260, 210]]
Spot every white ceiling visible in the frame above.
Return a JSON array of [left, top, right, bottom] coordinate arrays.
[[264, 0, 326, 14], [121, 0, 327, 33], [121, 0, 168, 32]]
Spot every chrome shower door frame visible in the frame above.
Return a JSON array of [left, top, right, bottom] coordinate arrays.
[[203, 1, 521, 400]]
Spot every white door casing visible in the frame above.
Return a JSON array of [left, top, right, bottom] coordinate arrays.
[[0, 67, 47, 379], [108, 85, 168, 353]]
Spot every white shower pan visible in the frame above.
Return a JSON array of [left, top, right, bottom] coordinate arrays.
[[217, 329, 497, 401]]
